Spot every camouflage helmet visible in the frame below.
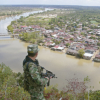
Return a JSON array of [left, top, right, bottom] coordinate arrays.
[[27, 44, 39, 53]]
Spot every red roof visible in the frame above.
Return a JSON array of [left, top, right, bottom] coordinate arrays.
[[95, 53, 100, 58], [54, 46, 59, 48], [21, 26, 27, 28]]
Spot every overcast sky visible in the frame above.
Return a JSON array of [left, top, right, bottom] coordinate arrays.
[[0, 0, 100, 6]]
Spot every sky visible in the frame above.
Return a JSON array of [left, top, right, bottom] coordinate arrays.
[[0, 0, 100, 6]]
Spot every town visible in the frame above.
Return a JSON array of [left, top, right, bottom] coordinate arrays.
[[8, 8, 100, 62]]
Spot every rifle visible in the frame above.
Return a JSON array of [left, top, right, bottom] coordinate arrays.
[[41, 66, 57, 86]]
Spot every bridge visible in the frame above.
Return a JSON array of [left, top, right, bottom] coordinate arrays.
[[0, 33, 19, 38], [0, 33, 9, 36]]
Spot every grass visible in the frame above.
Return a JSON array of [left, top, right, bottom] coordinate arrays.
[[90, 20, 99, 25]]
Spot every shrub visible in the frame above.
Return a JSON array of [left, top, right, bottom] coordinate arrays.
[[66, 43, 70, 47], [0, 63, 31, 100], [78, 49, 85, 58]]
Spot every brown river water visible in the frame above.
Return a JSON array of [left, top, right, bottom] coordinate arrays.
[[0, 38, 100, 91]]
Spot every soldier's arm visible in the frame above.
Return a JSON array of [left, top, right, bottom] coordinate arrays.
[[28, 63, 48, 86]]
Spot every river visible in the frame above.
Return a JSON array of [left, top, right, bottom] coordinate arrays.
[[0, 8, 51, 34], [0, 9, 100, 91]]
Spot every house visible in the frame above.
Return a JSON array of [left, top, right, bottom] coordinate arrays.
[[96, 33, 100, 36], [54, 27, 60, 30], [64, 40, 73, 46], [58, 43, 66, 48], [45, 30, 53, 33], [49, 43, 55, 47], [44, 42, 51, 47], [70, 43, 85, 50], [52, 34, 58, 38], [76, 28, 82, 31], [56, 46, 64, 51], [83, 49, 94, 60], [85, 39, 97, 45], [51, 45, 59, 50], [51, 45, 64, 51], [66, 48, 78, 56], [66, 44, 79, 56], [21, 26, 28, 30], [85, 46, 98, 52], [66, 42, 85, 56], [93, 52, 100, 62]]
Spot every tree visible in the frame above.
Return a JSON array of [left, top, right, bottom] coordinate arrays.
[[7, 25, 13, 32], [19, 34, 22, 38], [50, 25, 54, 30], [55, 40, 61, 45], [89, 36, 96, 40], [22, 33, 29, 41], [81, 32, 85, 36], [97, 42, 100, 46], [11, 21, 16, 25], [78, 49, 85, 58], [66, 43, 70, 47], [30, 39, 36, 43], [0, 63, 31, 100], [70, 38, 74, 41]]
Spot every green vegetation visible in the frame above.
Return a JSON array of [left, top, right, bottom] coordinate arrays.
[[8, 9, 75, 30], [20, 31, 44, 43], [81, 32, 86, 36], [97, 42, 100, 46], [7, 25, 13, 32], [8, 7, 100, 34], [0, 6, 43, 20], [0, 63, 30, 100], [7, 7, 100, 34], [89, 36, 96, 40], [91, 21, 99, 25], [1, 63, 100, 100], [78, 49, 85, 58], [66, 43, 70, 47], [70, 38, 74, 41]]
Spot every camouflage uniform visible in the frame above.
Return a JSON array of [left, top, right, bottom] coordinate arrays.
[[23, 44, 48, 100]]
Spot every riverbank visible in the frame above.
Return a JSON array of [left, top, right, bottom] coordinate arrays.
[[0, 8, 43, 21], [0, 16, 6, 20]]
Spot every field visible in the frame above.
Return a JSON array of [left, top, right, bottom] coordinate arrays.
[[91, 21, 99, 25]]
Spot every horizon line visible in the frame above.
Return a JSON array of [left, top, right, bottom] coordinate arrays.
[[0, 4, 100, 7]]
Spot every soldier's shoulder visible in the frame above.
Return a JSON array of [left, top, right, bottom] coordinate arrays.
[[28, 62, 37, 68]]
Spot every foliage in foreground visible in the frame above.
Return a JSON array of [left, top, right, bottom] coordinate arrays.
[[0, 63, 30, 100], [0, 63, 100, 100]]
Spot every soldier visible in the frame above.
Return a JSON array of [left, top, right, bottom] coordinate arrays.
[[23, 44, 49, 100]]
